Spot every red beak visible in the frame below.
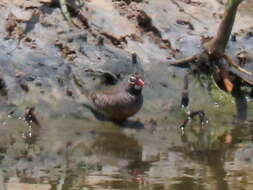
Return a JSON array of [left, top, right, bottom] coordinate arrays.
[[136, 78, 145, 87]]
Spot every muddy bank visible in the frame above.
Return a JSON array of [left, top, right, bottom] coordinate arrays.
[[0, 0, 252, 118], [0, 0, 253, 189]]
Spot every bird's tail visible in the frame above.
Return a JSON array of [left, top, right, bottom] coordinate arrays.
[[72, 74, 91, 98], [131, 53, 145, 77]]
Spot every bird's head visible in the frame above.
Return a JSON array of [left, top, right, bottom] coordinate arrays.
[[128, 75, 145, 92]]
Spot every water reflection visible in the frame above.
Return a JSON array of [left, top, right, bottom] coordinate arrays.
[[0, 113, 253, 190]]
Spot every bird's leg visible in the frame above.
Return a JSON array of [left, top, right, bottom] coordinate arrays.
[[196, 110, 208, 127], [180, 110, 208, 134], [179, 72, 191, 134], [179, 111, 191, 134], [179, 72, 208, 131]]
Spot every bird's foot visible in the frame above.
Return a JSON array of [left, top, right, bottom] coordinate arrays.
[[179, 110, 208, 132]]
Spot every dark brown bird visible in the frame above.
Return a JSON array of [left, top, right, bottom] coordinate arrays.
[[81, 75, 145, 122]]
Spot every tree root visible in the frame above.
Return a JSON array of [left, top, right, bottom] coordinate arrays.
[[223, 54, 252, 75], [170, 50, 253, 89], [171, 0, 248, 125], [170, 55, 198, 67]]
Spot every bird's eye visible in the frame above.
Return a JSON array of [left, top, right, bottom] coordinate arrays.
[[129, 76, 136, 83]]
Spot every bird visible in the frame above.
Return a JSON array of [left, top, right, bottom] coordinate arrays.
[[78, 75, 145, 122]]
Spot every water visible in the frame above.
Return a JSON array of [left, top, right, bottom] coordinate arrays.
[[0, 62, 252, 190], [0, 94, 253, 190]]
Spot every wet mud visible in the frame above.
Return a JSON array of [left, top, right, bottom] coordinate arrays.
[[0, 0, 252, 189]]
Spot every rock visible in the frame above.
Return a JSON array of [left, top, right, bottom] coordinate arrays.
[[5, 13, 17, 37], [18, 78, 29, 93], [0, 0, 8, 6], [23, 1, 41, 8], [13, 0, 26, 7], [86, 0, 138, 39], [11, 8, 32, 22]]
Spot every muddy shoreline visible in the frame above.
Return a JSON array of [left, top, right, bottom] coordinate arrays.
[[0, 0, 252, 189]]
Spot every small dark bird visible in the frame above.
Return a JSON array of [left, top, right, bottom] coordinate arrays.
[[81, 75, 145, 122]]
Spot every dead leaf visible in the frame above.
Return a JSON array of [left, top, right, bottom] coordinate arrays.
[[223, 78, 233, 93], [220, 68, 233, 93], [225, 134, 232, 144]]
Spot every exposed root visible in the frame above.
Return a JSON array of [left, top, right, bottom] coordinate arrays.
[[229, 67, 253, 86], [170, 55, 198, 67], [223, 54, 252, 75], [172, 0, 249, 126]]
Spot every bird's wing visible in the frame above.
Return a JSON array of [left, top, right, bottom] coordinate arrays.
[[93, 82, 126, 95], [90, 91, 132, 110]]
